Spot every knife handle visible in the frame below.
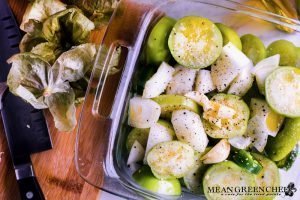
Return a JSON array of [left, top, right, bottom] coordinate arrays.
[[17, 176, 45, 200], [15, 164, 45, 200]]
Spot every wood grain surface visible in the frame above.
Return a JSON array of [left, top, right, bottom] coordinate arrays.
[[0, 0, 103, 199]]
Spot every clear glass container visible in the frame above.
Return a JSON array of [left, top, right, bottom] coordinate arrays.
[[75, 0, 300, 199]]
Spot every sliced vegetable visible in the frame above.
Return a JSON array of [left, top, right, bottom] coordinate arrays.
[[168, 16, 222, 69], [203, 94, 250, 138], [252, 54, 280, 95], [143, 120, 175, 164], [215, 23, 242, 50], [171, 110, 209, 153], [232, 150, 263, 174], [276, 144, 299, 170], [133, 166, 181, 195], [211, 42, 253, 92], [184, 91, 211, 110], [127, 163, 141, 174], [152, 94, 200, 118], [242, 79, 262, 106], [183, 149, 210, 194], [142, 62, 175, 98], [203, 101, 236, 128], [166, 66, 197, 95], [183, 162, 206, 194], [147, 141, 195, 179], [133, 65, 157, 95], [227, 64, 254, 96], [145, 17, 176, 65], [228, 135, 251, 149], [246, 116, 269, 152], [266, 39, 297, 66], [126, 128, 149, 151], [128, 97, 161, 128], [265, 67, 300, 117], [185, 92, 237, 126], [240, 34, 266, 65], [213, 103, 236, 119], [157, 120, 175, 133], [201, 139, 230, 164], [203, 161, 256, 200], [265, 118, 300, 161], [127, 140, 145, 165], [250, 98, 284, 137], [252, 153, 280, 200], [195, 70, 216, 94]]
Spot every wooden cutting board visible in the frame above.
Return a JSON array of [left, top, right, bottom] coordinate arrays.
[[0, 0, 105, 199]]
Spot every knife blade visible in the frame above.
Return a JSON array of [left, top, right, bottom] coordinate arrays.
[[0, 0, 52, 199]]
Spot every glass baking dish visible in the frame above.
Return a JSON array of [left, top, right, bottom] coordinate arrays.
[[75, 0, 300, 199]]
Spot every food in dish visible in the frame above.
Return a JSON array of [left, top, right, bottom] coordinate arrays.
[[126, 15, 300, 199]]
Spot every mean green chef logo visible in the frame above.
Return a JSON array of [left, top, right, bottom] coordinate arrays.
[[207, 182, 297, 197], [285, 183, 297, 197]]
